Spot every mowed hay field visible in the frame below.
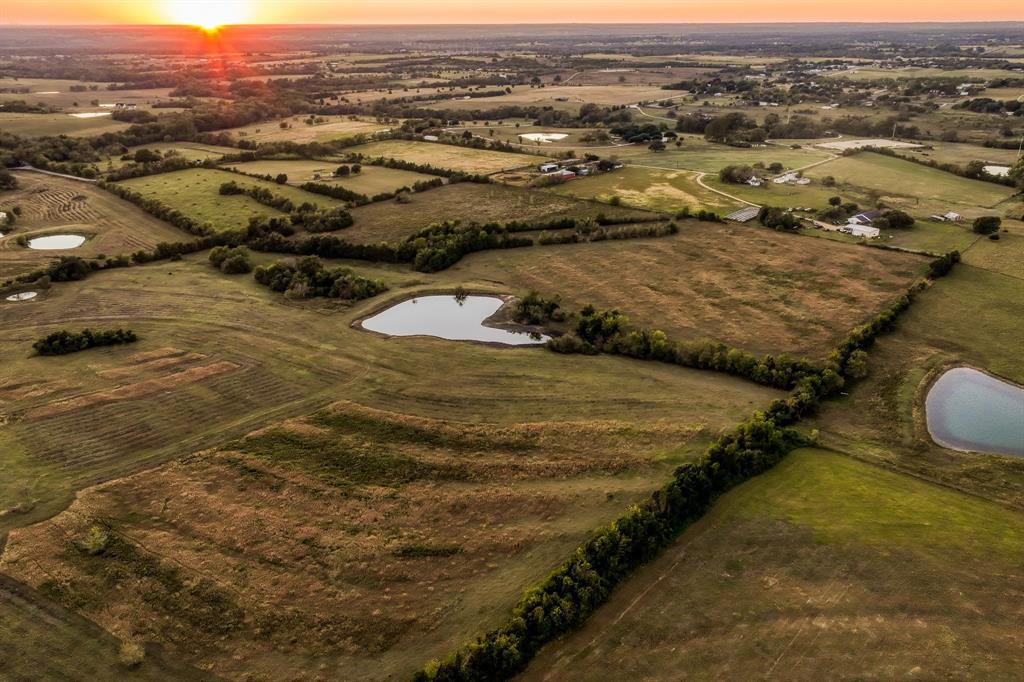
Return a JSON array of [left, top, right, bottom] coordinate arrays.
[[345, 139, 547, 174], [524, 448, 1024, 681], [429, 84, 679, 109], [117, 168, 348, 231], [0, 172, 187, 280], [0, 255, 780, 534], [225, 159, 441, 194], [0, 112, 131, 138], [0, 405, 716, 681], [618, 137, 834, 174], [439, 222, 926, 359], [805, 152, 1019, 214], [227, 116, 392, 143], [343, 182, 655, 244], [0, 260, 783, 680], [546, 166, 740, 214]]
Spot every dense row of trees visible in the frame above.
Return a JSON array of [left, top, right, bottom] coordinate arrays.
[[33, 328, 138, 356], [537, 222, 679, 245], [253, 256, 386, 301], [549, 305, 818, 390], [414, 251, 962, 681]]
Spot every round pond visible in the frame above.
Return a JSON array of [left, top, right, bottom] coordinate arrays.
[[925, 367, 1024, 457], [361, 295, 549, 346], [28, 234, 86, 250], [5, 291, 38, 302]]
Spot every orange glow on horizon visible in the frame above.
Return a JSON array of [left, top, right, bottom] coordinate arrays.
[[162, 0, 251, 30], [1, 0, 1021, 25]]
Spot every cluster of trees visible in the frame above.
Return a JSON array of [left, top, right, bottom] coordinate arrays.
[[291, 206, 355, 233], [872, 210, 915, 229], [955, 97, 1023, 115], [253, 256, 387, 301], [0, 168, 17, 191], [703, 113, 765, 145], [208, 245, 253, 274], [972, 216, 1002, 235], [757, 206, 800, 231], [414, 251, 962, 682], [718, 164, 756, 184], [512, 292, 566, 325], [33, 328, 138, 356], [819, 197, 863, 223]]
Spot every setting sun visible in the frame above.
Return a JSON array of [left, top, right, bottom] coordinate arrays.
[[164, 0, 251, 29]]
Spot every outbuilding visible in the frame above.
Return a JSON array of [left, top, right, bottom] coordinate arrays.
[[845, 224, 880, 238]]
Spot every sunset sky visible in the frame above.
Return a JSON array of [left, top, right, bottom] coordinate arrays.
[[1, 0, 1021, 25]]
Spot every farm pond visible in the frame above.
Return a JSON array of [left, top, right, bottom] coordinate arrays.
[[360, 295, 550, 346], [925, 367, 1024, 457], [27, 234, 86, 250], [5, 291, 38, 302]]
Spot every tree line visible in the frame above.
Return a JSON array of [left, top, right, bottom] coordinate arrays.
[[34, 328, 138, 356]]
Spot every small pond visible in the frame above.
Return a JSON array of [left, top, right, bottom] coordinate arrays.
[[5, 291, 38, 302], [519, 132, 568, 143], [983, 165, 1010, 177], [925, 367, 1024, 457], [361, 295, 549, 346], [28, 234, 86, 250]]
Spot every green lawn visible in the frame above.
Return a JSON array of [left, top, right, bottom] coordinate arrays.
[[805, 152, 1018, 213], [525, 448, 1024, 681]]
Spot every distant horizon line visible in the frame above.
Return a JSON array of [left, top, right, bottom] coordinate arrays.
[[2, 20, 1023, 27]]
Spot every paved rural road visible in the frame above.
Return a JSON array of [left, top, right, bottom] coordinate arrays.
[[11, 165, 98, 182]]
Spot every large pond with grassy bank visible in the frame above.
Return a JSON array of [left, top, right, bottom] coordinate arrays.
[[360, 294, 550, 346], [925, 367, 1024, 457]]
